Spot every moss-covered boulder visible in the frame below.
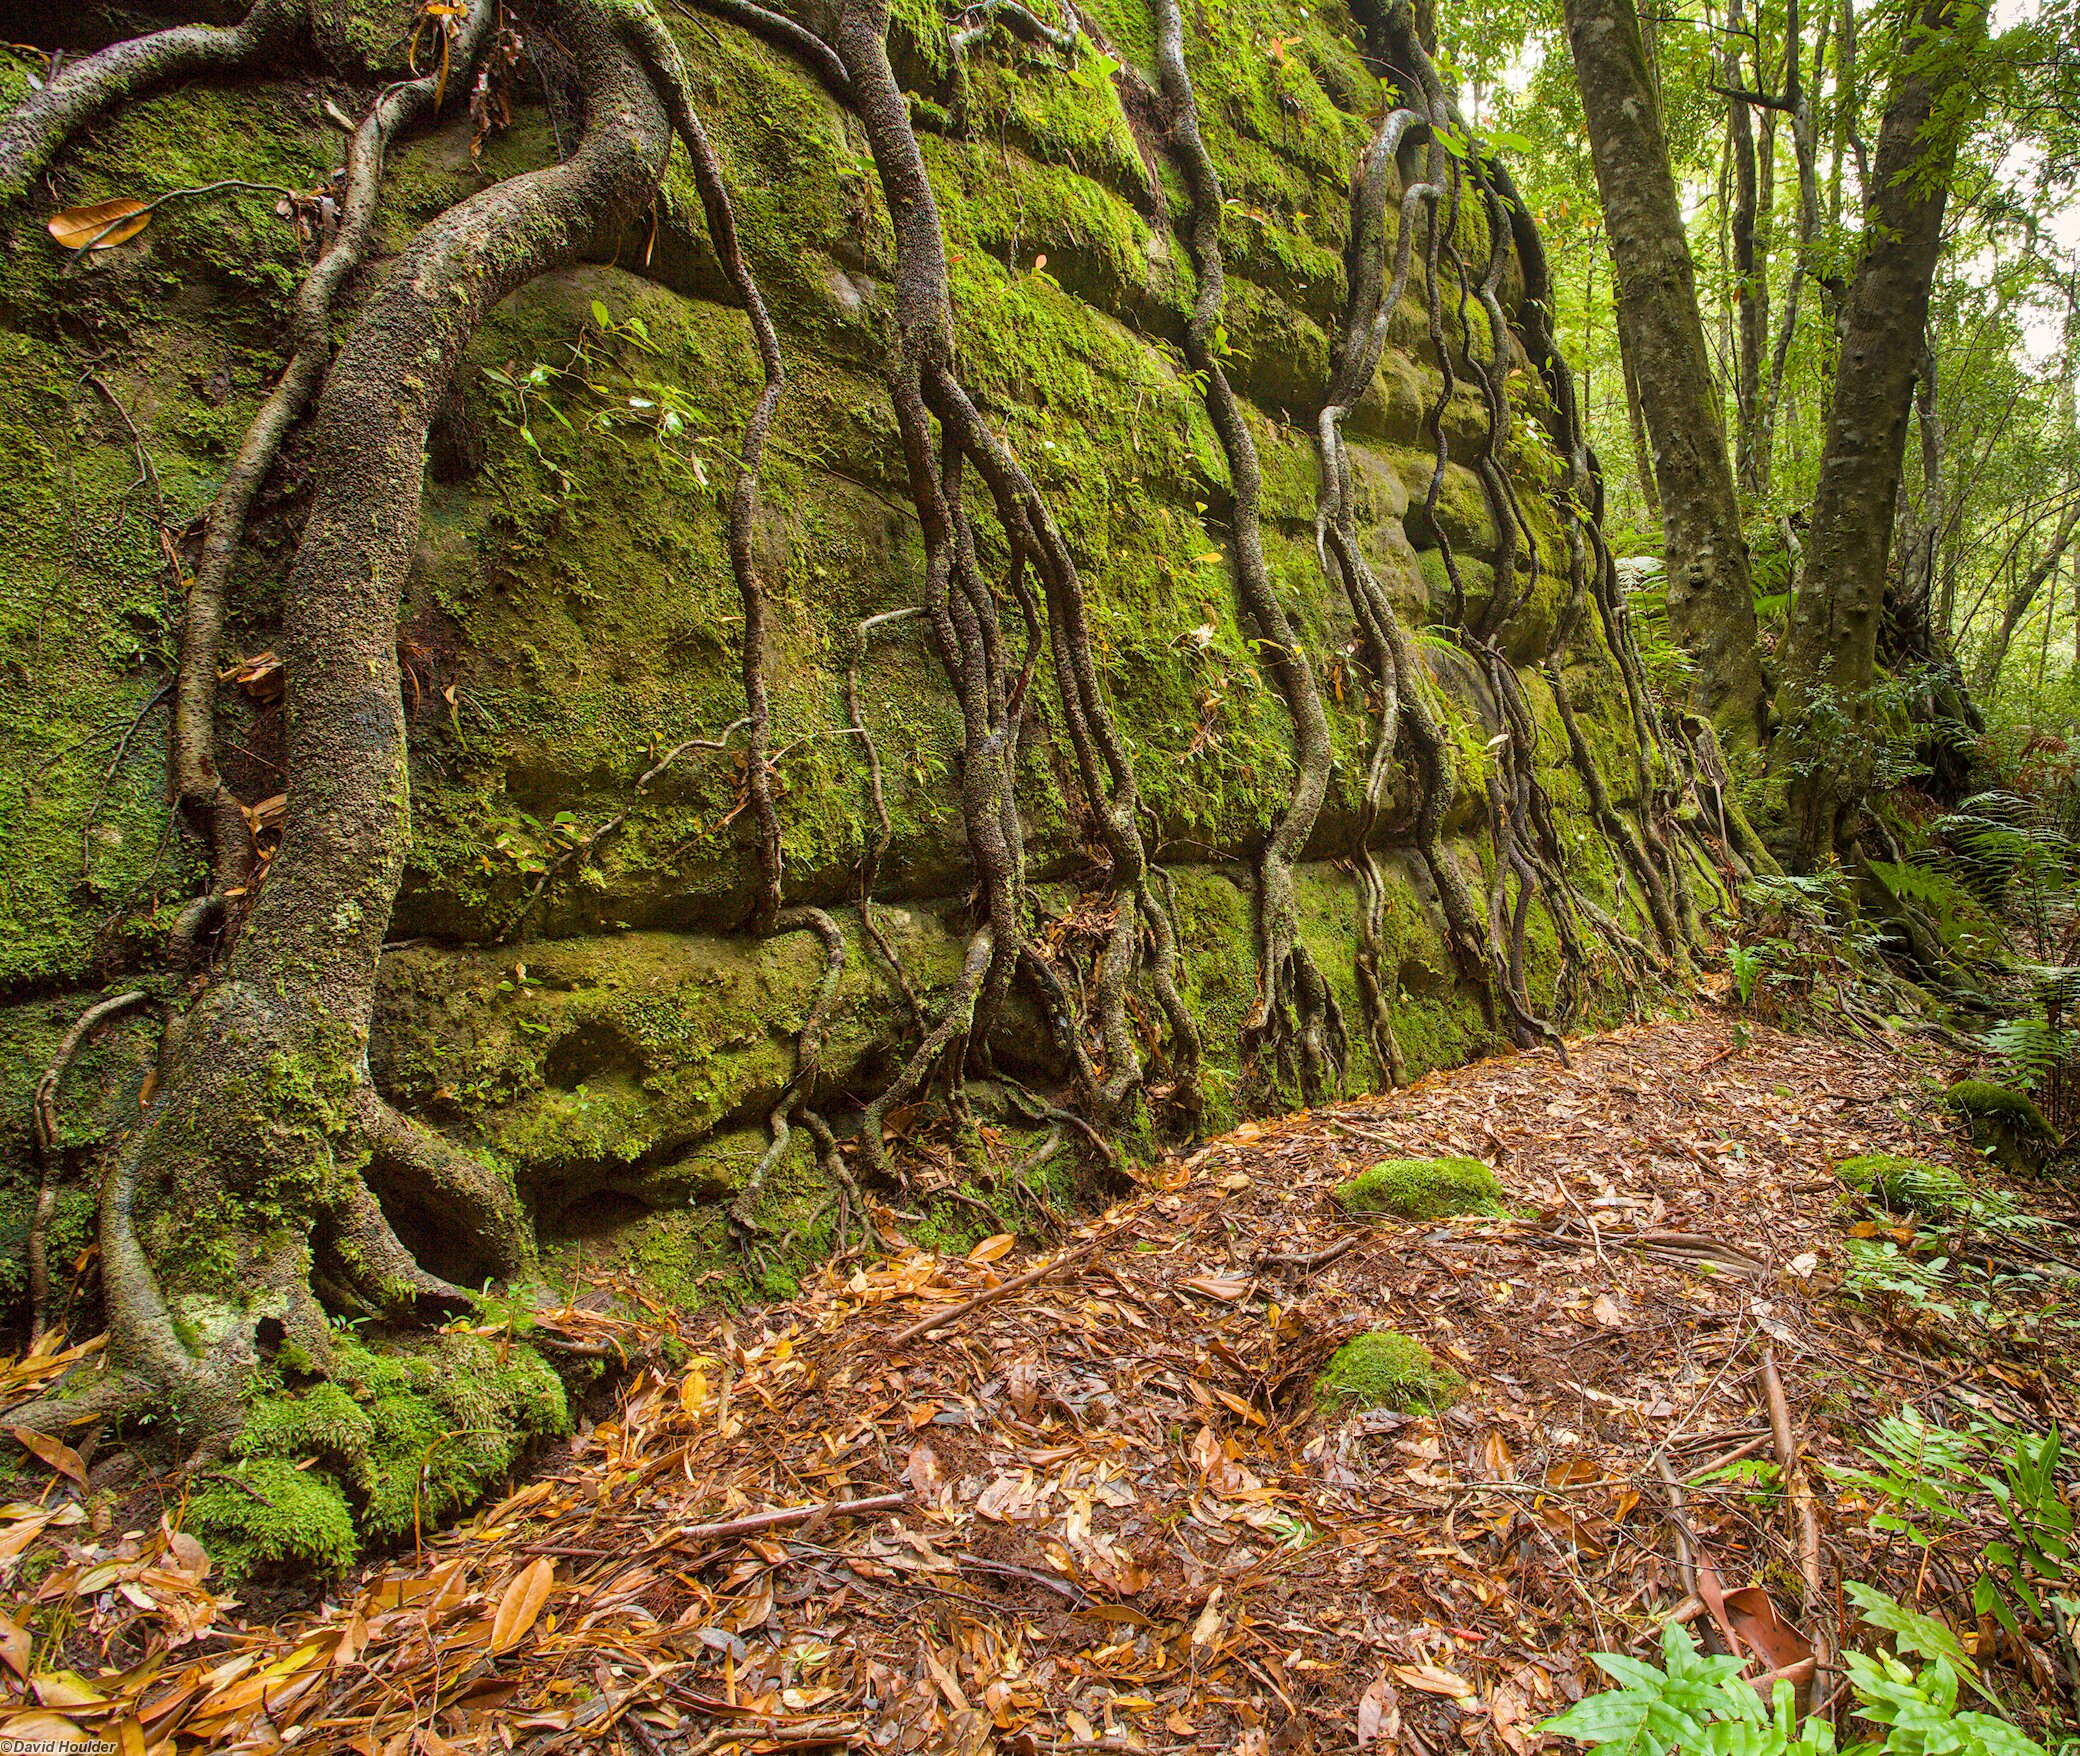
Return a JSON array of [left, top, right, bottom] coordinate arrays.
[[1945, 1080, 2057, 1173], [1315, 1331, 1461, 1413], [1335, 1156, 1505, 1220]]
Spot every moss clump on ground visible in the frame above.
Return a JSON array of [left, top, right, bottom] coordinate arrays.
[[1945, 1080, 2057, 1172], [185, 1456, 361, 1578], [187, 1332, 569, 1579], [1315, 1331, 1461, 1413], [1335, 1156, 1504, 1220], [1837, 1153, 1974, 1220]]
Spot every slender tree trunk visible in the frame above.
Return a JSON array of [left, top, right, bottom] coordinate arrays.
[[1563, 0, 1771, 745], [1838, 0, 1870, 211], [1622, 325, 1662, 522], [1727, 0, 1766, 496], [1977, 494, 2080, 688], [1760, 0, 1821, 492], [1902, 344, 1945, 624], [1776, 0, 1987, 862]]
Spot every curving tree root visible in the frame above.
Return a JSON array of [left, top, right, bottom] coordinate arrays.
[[27, 990, 152, 1347], [168, 0, 495, 966], [1154, 0, 1345, 1102], [844, 607, 931, 1027], [0, 0, 310, 208], [0, 0, 732, 1455], [704, 0, 1204, 1165], [1306, 0, 1730, 1063], [727, 909, 848, 1258]]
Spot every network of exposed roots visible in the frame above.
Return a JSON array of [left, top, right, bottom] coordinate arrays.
[[5, 0, 1757, 1459]]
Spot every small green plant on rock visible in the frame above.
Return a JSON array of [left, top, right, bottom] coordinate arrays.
[[1334, 1156, 1504, 1220], [1314, 1331, 1461, 1412]]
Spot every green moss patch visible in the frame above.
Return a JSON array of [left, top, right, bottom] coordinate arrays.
[[1945, 1080, 2057, 1173], [1837, 1153, 1974, 1220], [188, 1332, 569, 1580], [1945, 1080, 2054, 1134], [1334, 1156, 1504, 1220], [1315, 1331, 1461, 1413], [186, 1457, 360, 1578]]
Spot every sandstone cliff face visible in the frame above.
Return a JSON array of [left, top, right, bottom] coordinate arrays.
[[0, 0, 1668, 1307]]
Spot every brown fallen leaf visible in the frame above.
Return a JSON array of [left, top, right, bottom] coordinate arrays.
[[0, 1609, 29, 1679], [967, 1233, 1016, 1264], [10, 1427, 87, 1490], [0, 1712, 85, 1744], [1179, 1273, 1252, 1301], [48, 197, 151, 251], [1355, 1674, 1399, 1747], [489, 1556, 554, 1654], [904, 1441, 941, 1495], [1390, 1662, 1474, 1699]]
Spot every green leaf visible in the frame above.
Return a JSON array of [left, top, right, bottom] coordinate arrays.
[[1844, 1583, 1976, 1673]]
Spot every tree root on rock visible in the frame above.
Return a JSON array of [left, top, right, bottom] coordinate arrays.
[[166, 0, 494, 965], [0, 0, 683, 1463], [28, 990, 151, 1347], [1154, 0, 1343, 1100]]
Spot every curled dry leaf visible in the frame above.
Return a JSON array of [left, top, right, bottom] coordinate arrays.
[[1356, 1674, 1400, 1747], [47, 197, 151, 251], [903, 1441, 941, 1495]]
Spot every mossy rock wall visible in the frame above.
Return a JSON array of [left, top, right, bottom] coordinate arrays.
[[0, 0, 1674, 1312]]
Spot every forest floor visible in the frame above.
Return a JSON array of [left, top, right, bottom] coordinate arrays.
[[7, 1008, 2080, 1755]]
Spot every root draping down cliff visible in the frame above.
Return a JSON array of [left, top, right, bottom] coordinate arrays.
[[0, 0, 1746, 1465]]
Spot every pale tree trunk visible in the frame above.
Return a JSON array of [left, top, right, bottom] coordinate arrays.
[[1622, 331, 1662, 522], [1776, 0, 1984, 862], [1897, 344, 1945, 628], [1564, 0, 1771, 746], [1760, 0, 1823, 492], [1977, 494, 2080, 689], [1726, 0, 1767, 497]]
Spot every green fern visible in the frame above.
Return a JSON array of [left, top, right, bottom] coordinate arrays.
[[1542, 1601, 2047, 1756], [1867, 858, 2004, 961], [1977, 1019, 2071, 1091], [1820, 1405, 1978, 1547]]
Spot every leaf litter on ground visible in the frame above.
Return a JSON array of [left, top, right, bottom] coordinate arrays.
[[5, 1013, 2079, 1754]]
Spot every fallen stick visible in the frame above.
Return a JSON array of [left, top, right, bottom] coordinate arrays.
[[666, 1492, 909, 1549], [1664, 1425, 1772, 1452], [1683, 1433, 1775, 1482], [1762, 1346, 1831, 1685], [1658, 1593, 1706, 1627], [1651, 1450, 1701, 1601], [1258, 1234, 1360, 1271], [687, 1719, 862, 1755], [886, 1234, 1107, 1347], [956, 1550, 1089, 1603]]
